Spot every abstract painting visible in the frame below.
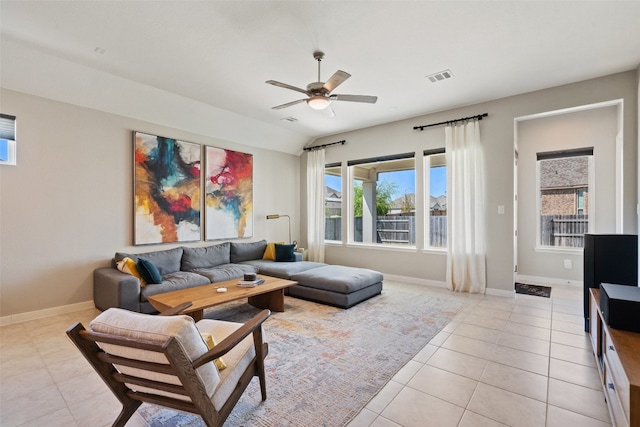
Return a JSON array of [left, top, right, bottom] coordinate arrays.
[[134, 132, 201, 245], [205, 146, 253, 240]]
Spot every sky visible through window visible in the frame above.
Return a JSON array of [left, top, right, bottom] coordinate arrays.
[[325, 168, 446, 199]]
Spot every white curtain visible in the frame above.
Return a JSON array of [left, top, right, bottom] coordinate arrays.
[[306, 149, 325, 262], [445, 120, 487, 293]]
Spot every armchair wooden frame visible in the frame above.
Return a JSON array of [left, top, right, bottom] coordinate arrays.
[[66, 303, 270, 427]]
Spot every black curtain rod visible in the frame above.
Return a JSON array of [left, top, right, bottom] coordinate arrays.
[[303, 140, 346, 151], [413, 113, 488, 131]]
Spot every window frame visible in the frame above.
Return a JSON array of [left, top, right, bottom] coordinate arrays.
[[423, 149, 447, 251], [324, 162, 343, 243], [0, 114, 17, 166], [347, 153, 416, 247], [535, 148, 594, 251]]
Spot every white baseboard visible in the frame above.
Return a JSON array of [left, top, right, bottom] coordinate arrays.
[[384, 274, 514, 298], [384, 273, 447, 289], [0, 300, 95, 326], [486, 288, 516, 298], [517, 274, 583, 288]]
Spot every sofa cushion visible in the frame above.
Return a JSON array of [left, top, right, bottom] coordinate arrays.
[[275, 244, 296, 262], [90, 308, 220, 399], [115, 247, 183, 275], [182, 243, 230, 271], [240, 259, 327, 280], [140, 271, 211, 301], [288, 282, 383, 309], [192, 263, 258, 283], [291, 265, 384, 294], [230, 240, 267, 263]]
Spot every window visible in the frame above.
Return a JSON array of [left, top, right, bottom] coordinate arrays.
[[537, 147, 593, 248], [424, 149, 447, 248], [0, 114, 16, 166], [348, 153, 415, 246], [324, 163, 342, 241]]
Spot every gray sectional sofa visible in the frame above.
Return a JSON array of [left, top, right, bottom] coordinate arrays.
[[94, 240, 383, 313]]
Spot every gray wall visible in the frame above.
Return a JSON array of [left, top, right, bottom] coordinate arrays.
[[302, 71, 638, 294], [517, 105, 619, 281], [0, 89, 300, 317]]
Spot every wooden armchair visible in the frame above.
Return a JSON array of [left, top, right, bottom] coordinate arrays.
[[66, 303, 270, 427]]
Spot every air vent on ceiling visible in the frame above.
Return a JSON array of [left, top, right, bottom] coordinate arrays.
[[425, 69, 454, 83], [280, 116, 298, 122]]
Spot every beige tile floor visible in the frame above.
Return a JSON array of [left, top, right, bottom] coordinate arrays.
[[0, 282, 610, 427], [348, 283, 611, 427]]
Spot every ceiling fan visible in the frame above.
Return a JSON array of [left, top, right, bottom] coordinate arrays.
[[266, 51, 377, 117]]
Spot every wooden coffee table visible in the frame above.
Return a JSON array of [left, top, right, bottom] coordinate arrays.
[[147, 274, 297, 321]]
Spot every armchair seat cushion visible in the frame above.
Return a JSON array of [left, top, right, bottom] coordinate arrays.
[[196, 319, 257, 410]]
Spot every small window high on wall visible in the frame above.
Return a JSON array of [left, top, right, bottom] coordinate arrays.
[[537, 147, 593, 248], [0, 114, 17, 166]]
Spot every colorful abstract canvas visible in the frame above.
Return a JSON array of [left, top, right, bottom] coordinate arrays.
[[205, 146, 253, 240], [134, 132, 201, 245]]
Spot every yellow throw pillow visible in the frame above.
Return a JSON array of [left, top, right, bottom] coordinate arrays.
[[200, 332, 227, 370], [116, 257, 147, 287], [263, 241, 285, 260]]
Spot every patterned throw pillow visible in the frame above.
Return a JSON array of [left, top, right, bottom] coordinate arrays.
[[116, 257, 147, 286]]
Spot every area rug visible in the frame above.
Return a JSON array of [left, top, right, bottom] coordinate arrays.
[[139, 281, 467, 426], [515, 282, 552, 298]]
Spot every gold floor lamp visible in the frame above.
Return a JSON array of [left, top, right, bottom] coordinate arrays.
[[266, 214, 291, 244]]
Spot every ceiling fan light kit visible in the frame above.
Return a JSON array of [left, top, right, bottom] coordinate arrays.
[[266, 51, 377, 115], [307, 95, 331, 110]]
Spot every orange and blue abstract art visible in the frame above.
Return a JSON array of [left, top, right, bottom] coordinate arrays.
[[134, 132, 201, 244], [205, 146, 253, 240]]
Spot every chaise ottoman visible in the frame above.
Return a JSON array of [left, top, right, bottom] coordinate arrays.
[[289, 265, 383, 308]]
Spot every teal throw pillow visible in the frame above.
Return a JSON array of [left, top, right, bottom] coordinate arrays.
[[275, 244, 296, 262], [137, 258, 162, 284]]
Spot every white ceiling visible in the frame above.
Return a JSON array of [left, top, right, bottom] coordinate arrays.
[[1, 1, 640, 154]]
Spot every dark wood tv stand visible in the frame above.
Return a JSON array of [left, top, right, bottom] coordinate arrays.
[[589, 288, 640, 427]]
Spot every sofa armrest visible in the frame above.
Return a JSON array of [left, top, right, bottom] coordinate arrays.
[[93, 268, 142, 312]]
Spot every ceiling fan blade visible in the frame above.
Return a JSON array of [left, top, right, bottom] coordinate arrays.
[[322, 105, 336, 118], [266, 80, 308, 95], [272, 99, 307, 110], [322, 70, 351, 93], [330, 94, 378, 104]]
